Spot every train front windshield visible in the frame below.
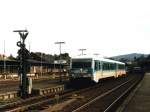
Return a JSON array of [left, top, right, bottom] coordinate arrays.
[[71, 59, 93, 74]]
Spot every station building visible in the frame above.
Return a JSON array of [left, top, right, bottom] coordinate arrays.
[[0, 59, 68, 79]]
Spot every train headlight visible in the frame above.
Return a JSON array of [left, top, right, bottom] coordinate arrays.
[[71, 74, 75, 77], [87, 74, 91, 77], [83, 74, 91, 77]]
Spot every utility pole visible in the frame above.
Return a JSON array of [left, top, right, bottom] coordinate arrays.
[[93, 53, 99, 57], [29, 42, 31, 53], [3, 40, 6, 79], [79, 49, 86, 55], [55, 42, 65, 82], [28, 42, 31, 77], [41, 53, 43, 77], [13, 29, 29, 98]]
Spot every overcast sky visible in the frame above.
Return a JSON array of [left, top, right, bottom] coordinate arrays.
[[0, 0, 150, 57]]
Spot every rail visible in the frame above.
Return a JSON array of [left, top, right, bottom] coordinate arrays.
[[0, 83, 101, 111], [104, 75, 143, 112], [0, 74, 141, 112], [72, 75, 142, 112]]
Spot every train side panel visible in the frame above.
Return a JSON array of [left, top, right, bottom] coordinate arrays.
[[93, 60, 116, 82]]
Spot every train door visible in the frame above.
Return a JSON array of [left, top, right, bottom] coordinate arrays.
[[115, 63, 118, 78], [94, 60, 100, 83], [100, 61, 103, 79]]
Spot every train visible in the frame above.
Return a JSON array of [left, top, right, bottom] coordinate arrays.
[[69, 55, 126, 83]]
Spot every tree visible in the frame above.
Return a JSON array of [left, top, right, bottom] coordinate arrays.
[[8, 54, 16, 60], [147, 54, 150, 61], [30, 52, 42, 61]]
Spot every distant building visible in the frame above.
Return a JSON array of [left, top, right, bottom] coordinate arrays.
[[0, 54, 4, 60], [0, 54, 8, 60], [54, 60, 67, 64], [126, 61, 132, 65]]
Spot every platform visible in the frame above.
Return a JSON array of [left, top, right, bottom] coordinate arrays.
[[0, 79, 65, 101], [117, 73, 150, 112]]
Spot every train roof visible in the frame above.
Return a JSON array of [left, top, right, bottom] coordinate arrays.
[[71, 55, 125, 65]]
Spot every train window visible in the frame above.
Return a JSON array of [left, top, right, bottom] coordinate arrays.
[[107, 63, 110, 70], [118, 64, 125, 69], [110, 63, 112, 70], [102, 62, 118, 71], [72, 61, 92, 68], [108, 63, 111, 70], [102, 62, 106, 70], [72, 59, 92, 69], [103, 62, 109, 70], [99, 62, 101, 70], [110, 63, 116, 70]]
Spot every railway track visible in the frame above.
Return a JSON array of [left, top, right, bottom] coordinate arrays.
[[0, 73, 142, 112], [0, 78, 112, 111], [72, 74, 143, 112], [0, 78, 61, 93], [0, 83, 101, 112], [0, 89, 74, 112]]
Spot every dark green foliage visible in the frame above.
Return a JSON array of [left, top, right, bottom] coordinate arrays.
[[30, 52, 42, 61], [29, 52, 70, 64], [126, 54, 150, 72], [8, 54, 16, 60]]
